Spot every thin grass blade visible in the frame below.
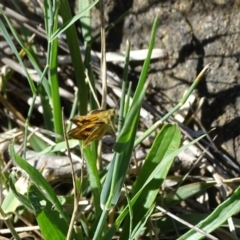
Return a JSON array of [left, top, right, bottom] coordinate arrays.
[[178, 186, 240, 240], [9, 144, 69, 222], [120, 124, 181, 239]]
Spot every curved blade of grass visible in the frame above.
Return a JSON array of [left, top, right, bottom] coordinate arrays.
[[51, 0, 98, 41], [100, 153, 118, 208], [59, 1, 89, 115], [26, 65, 52, 152], [80, 0, 99, 123], [99, 41, 134, 210], [9, 144, 69, 222], [0, 11, 36, 94], [130, 204, 155, 240], [29, 134, 51, 152], [178, 186, 240, 240], [83, 146, 101, 217], [1, 189, 21, 215], [95, 55, 139, 239], [157, 214, 240, 234], [108, 100, 141, 206], [95, 136, 137, 239], [113, 13, 159, 153], [165, 182, 216, 206], [117, 40, 130, 131], [29, 139, 79, 158], [44, 1, 63, 140], [134, 64, 211, 147], [120, 124, 181, 239], [103, 132, 207, 240], [90, 41, 130, 237], [79, 0, 91, 42], [133, 124, 181, 194]]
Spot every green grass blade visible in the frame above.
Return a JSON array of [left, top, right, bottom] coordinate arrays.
[[101, 12, 159, 210], [83, 146, 102, 217], [120, 124, 181, 239], [118, 40, 130, 131], [51, 0, 98, 41], [28, 133, 51, 152], [9, 144, 69, 222], [100, 153, 118, 208], [165, 182, 216, 206], [159, 214, 240, 235], [113, 13, 159, 152], [44, 1, 63, 139], [59, 1, 88, 114], [0, 13, 36, 94], [79, 0, 91, 42], [30, 139, 78, 157], [96, 118, 138, 239], [99, 40, 131, 208], [134, 64, 210, 147], [178, 186, 240, 240], [50, 28, 63, 139], [101, 121, 138, 207], [130, 204, 155, 240], [28, 184, 69, 240], [0, 7, 52, 97], [44, 0, 54, 37], [133, 124, 181, 193]]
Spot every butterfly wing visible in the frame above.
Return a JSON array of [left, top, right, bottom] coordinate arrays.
[[68, 112, 103, 140], [70, 114, 98, 126], [68, 122, 96, 140], [84, 123, 107, 147], [70, 110, 108, 126]]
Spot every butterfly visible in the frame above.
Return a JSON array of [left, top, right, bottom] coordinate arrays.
[[68, 109, 117, 147]]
